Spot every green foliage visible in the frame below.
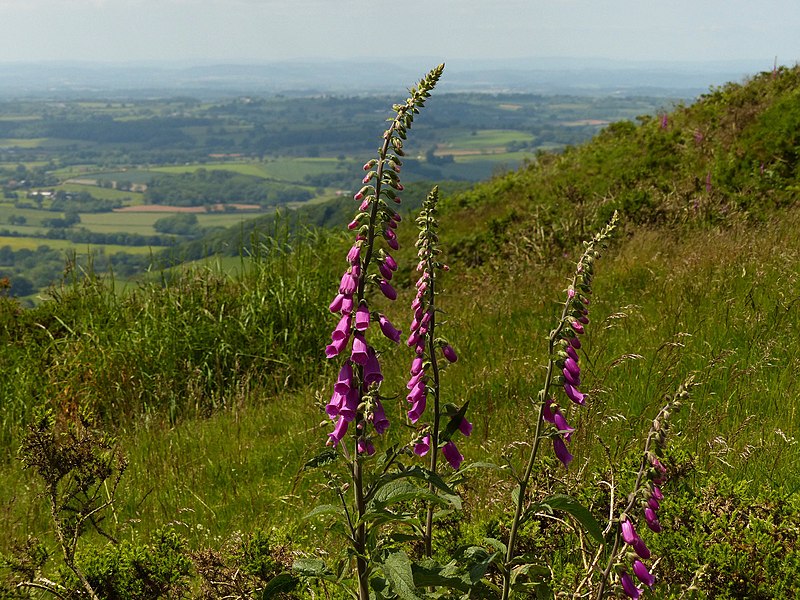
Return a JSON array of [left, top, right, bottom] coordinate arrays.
[[652, 476, 800, 599], [70, 528, 192, 600]]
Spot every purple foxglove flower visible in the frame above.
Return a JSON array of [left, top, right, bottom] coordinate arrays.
[[406, 381, 426, 403], [341, 295, 354, 314], [353, 191, 364, 201], [632, 537, 651, 560], [339, 271, 357, 295], [570, 320, 585, 335], [564, 382, 585, 405], [328, 416, 349, 447], [387, 236, 399, 250], [326, 390, 345, 419], [458, 417, 473, 437], [359, 199, 370, 211], [334, 362, 353, 394], [644, 507, 662, 533], [392, 212, 401, 222], [414, 434, 431, 457], [406, 332, 421, 348], [325, 335, 349, 359], [371, 400, 390, 434], [411, 356, 424, 375], [553, 410, 574, 441], [363, 348, 383, 385], [442, 441, 464, 469], [442, 344, 458, 363], [566, 346, 580, 362], [632, 560, 655, 587], [387, 219, 398, 230], [408, 398, 426, 423], [647, 496, 660, 511], [406, 370, 424, 390], [379, 279, 397, 300], [567, 287, 576, 299], [339, 389, 358, 422], [379, 261, 393, 280], [578, 314, 589, 325], [569, 336, 582, 350], [378, 314, 401, 343], [384, 254, 398, 271], [331, 314, 352, 342], [410, 316, 421, 332], [620, 571, 642, 599], [347, 219, 359, 230], [414, 340, 426, 356], [329, 293, 345, 313], [355, 303, 370, 331], [652, 486, 664, 501], [553, 436, 573, 467], [357, 438, 375, 455], [564, 356, 580, 376], [351, 333, 369, 366], [346, 244, 361, 264], [621, 519, 638, 545], [411, 297, 422, 311], [543, 401, 555, 423], [562, 366, 581, 387]]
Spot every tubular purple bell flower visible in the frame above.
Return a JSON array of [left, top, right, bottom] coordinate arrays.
[[621, 518, 638, 545], [355, 303, 370, 331], [652, 485, 664, 500], [632, 560, 655, 587], [564, 382, 585, 405], [442, 344, 458, 363], [632, 538, 651, 560], [351, 332, 369, 365], [553, 410, 574, 441], [328, 416, 349, 447], [326, 390, 344, 419], [363, 348, 383, 386], [384, 254, 398, 271], [442, 441, 464, 470], [566, 345, 580, 362], [379, 279, 397, 300], [378, 314, 401, 343], [562, 366, 580, 387], [414, 434, 431, 457], [329, 293, 345, 313], [411, 356, 423, 375], [620, 571, 642, 599], [406, 370, 424, 390], [553, 436, 573, 467], [379, 261, 393, 280], [357, 438, 376, 455], [570, 320, 585, 335], [644, 507, 662, 533], [341, 295, 354, 314], [371, 400, 390, 434], [458, 417, 473, 437], [569, 336, 582, 350], [325, 335, 349, 359], [346, 244, 361, 264], [338, 389, 358, 422], [331, 313, 351, 342], [339, 271, 357, 295], [408, 397, 426, 423], [334, 362, 353, 394]]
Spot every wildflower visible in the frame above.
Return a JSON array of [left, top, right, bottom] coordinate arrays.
[[620, 571, 642, 599], [442, 344, 458, 363], [371, 400, 390, 435], [414, 434, 431, 456], [378, 279, 397, 300], [632, 560, 655, 587], [378, 314, 401, 343], [553, 436, 573, 467], [357, 438, 375, 455], [328, 416, 349, 447], [351, 332, 369, 365], [363, 348, 383, 386], [355, 303, 370, 331], [442, 440, 463, 469]]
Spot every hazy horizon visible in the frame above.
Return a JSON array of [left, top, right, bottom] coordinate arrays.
[[0, 0, 798, 66]]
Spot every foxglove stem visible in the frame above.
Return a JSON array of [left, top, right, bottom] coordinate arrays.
[[502, 212, 619, 600]]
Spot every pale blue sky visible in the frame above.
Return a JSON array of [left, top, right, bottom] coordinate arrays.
[[0, 0, 798, 65]]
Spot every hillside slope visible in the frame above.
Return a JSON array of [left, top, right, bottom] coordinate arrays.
[[1, 65, 799, 598]]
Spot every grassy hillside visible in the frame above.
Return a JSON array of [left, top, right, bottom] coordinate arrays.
[[1, 66, 799, 598]]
